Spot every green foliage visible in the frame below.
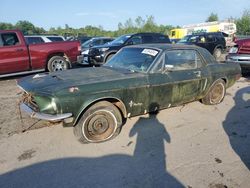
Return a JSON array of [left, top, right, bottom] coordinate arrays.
[[1, 11, 249, 37], [0, 20, 45, 34], [47, 16, 174, 38], [0, 22, 14, 30], [236, 10, 250, 35], [206, 13, 218, 22], [112, 16, 174, 36]]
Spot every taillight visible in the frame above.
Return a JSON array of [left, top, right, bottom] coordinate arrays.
[[78, 43, 81, 53]]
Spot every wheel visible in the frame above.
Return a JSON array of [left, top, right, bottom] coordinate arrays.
[[105, 54, 114, 63], [202, 79, 226, 105], [47, 56, 69, 72], [213, 48, 222, 61], [74, 101, 123, 143]]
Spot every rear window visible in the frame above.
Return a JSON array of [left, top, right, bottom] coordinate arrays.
[[25, 37, 45, 44], [47, 37, 64, 42], [199, 48, 216, 63]]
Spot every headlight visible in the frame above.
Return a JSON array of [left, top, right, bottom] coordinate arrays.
[[229, 47, 238, 53], [100, 47, 109, 52], [81, 49, 89, 55], [33, 96, 58, 114]]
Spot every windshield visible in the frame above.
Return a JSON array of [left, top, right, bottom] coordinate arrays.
[[109, 34, 131, 45], [81, 39, 93, 48], [104, 47, 159, 73], [178, 35, 200, 43]]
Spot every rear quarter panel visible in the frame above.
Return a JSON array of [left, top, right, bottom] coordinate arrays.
[[206, 62, 241, 89], [28, 41, 80, 69]]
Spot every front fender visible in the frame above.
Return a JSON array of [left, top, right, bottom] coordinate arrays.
[[73, 96, 127, 126], [104, 51, 117, 62]]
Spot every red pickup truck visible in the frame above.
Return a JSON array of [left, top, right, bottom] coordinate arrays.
[[226, 38, 250, 72], [0, 30, 81, 78]]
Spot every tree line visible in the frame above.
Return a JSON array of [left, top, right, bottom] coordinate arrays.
[[0, 10, 250, 37]]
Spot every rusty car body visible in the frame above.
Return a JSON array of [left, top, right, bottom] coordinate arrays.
[[18, 44, 241, 143]]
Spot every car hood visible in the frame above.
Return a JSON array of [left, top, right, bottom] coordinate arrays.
[[17, 67, 145, 94]]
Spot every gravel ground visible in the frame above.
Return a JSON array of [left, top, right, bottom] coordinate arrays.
[[0, 72, 249, 188]]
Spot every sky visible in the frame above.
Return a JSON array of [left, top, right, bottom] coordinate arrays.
[[1, 0, 250, 31]]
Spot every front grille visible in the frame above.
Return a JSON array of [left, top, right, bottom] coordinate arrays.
[[89, 48, 100, 56], [20, 92, 39, 112]]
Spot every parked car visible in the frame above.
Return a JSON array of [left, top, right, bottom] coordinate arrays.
[[0, 30, 81, 78], [177, 32, 226, 60], [25, 35, 65, 44], [226, 38, 250, 72], [18, 44, 241, 143], [87, 33, 171, 65], [80, 37, 114, 64], [78, 36, 92, 44]]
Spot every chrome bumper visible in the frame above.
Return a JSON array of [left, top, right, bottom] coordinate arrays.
[[77, 54, 90, 65], [20, 103, 72, 122], [227, 54, 250, 65]]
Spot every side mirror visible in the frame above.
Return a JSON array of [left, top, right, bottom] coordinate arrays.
[[164, 64, 174, 72], [126, 41, 134, 45], [89, 43, 93, 47]]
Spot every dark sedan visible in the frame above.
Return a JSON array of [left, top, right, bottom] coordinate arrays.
[[88, 32, 171, 65]]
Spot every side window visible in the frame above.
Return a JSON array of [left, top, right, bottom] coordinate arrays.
[[103, 39, 112, 44], [198, 36, 206, 43], [206, 35, 216, 43], [92, 39, 102, 46], [26, 37, 44, 44], [171, 31, 176, 37], [127, 36, 142, 45], [164, 50, 202, 71], [0, 35, 3, 47], [155, 35, 171, 43], [142, 35, 154, 43], [1, 33, 19, 46]]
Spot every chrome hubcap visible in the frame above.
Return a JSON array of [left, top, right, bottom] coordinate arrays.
[[52, 59, 66, 71]]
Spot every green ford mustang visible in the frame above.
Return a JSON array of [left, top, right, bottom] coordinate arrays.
[[18, 44, 241, 143]]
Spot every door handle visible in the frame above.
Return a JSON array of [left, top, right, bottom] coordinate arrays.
[[15, 48, 24, 52], [193, 71, 201, 77]]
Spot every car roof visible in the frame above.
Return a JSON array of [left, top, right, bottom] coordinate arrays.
[[25, 35, 63, 38], [119, 32, 168, 37], [91, 37, 113, 40], [125, 43, 200, 51], [186, 32, 224, 36]]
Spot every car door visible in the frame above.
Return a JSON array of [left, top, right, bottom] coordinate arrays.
[[147, 54, 173, 111], [205, 34, 216, 54], [148, 49, 208, 109], [0, 32, 30, 75], [165, 49, 208, 105]]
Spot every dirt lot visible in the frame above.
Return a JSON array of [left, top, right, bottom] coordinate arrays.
[[0, 73, 250, 188]]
